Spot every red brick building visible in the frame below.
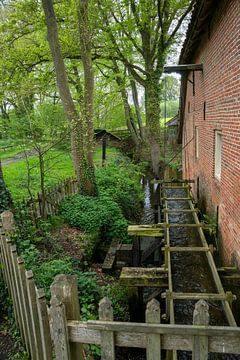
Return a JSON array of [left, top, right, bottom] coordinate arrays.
[[179, 0, 240, 266]]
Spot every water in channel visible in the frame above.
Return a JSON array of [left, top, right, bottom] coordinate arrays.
[[138, 178, 240, 360]]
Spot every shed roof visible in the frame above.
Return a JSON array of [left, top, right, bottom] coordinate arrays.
[[166, 114, 179, 127]]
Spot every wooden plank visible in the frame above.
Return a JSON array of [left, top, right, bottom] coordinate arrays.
[[164, 197, 191, 201], [26, 270, 44, 360], [146, 299, 161, 360], [18, 258, 36, 360], [36, 288, 53, 360], [102, 239, 120, 270], [120, 267, 168, 287], [50, 295, 70, 360], [67, 320, 240, 353], [99, 298, 115, 360], [128, 225, 164, 237], [10, 246, 27, 347], [163, 64, 203, 72], [164, 246, 209, 252], [161, 292, 236, 301], [187, 197, 237, 327], [50, 275, 83, 360], [152, 179, 195, 184], [193, 300, 209, 360], [162, 209, 199, 213]]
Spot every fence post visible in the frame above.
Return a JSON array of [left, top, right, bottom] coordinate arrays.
[[146, 299, 161, 360], [18, 258, 36, 360], [99, 297, 115, 360], [50, 274, 83, 360], [193, 300, 209, 360], [26, 270, 44, 360], [50, 293, 70, 360], [36, 288, 53, 360], [10, 245, 28, 347], [1, 210, 14, 232]]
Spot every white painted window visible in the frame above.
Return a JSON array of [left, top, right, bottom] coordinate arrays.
[[195, 127, 199, 159], [215, 131, 222, 180]]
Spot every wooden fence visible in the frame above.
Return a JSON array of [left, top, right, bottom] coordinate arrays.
[[1, 211, 240, 360], [19, 176, 78, 220], [0, 211, 52, 360]]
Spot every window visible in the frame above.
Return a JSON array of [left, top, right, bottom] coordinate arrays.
[[195, 127, 199, 159], [215, 131, 222, 180]]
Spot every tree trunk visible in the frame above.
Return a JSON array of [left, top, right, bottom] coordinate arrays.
[[77, 0, 97, 196], [112, 61, 140, 145], [41, 0, 96, 196], [130, 79, 144, 140], [145, 74, 161, 177], [38, 148, 47, 218], [0, 160, 13, 213]]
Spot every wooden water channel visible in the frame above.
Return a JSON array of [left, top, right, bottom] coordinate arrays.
[[103, 179, 239, 358]]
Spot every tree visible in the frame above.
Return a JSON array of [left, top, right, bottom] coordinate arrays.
[[41, 0, 97, 195], [97, 0, 195, 175]]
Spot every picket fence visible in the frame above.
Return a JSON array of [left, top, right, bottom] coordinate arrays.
[[19, 177, 78, 220], [1, 211, 240, 360]]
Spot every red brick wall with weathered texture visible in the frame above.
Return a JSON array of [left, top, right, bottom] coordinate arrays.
[[182, 0, 240, 266]]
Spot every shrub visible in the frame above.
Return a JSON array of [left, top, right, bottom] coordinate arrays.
[[96, 161, 143, 222], [60, 194, 129, 242]]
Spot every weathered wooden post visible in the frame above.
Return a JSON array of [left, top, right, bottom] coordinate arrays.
[[26, 270, 44, 360], [18, 257, 36, 360], [146, 299, 161, 360], [50, 274, 83, 360], [10, 245, 28, 347], [50, 292, 70, 360], [99, 297, 115, 360], [1, 210, 14, 232], [102, 135, 107, 167], [36, 288, 53, 360], [193, 300, 209, 360]]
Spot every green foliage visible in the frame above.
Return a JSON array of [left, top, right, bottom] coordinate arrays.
[[76, 271, 101, 320], [102, 282, 129, 321], [96, 160, 143, 222], [202, 213, 217, 236], [60, 194, 129, 242], [160, 100, 179, 119]]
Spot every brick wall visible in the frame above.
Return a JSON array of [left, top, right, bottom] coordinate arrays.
[[182, 0, 240, 266]]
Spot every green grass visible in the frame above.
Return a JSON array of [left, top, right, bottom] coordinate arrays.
[[3, 145, 120, 201]]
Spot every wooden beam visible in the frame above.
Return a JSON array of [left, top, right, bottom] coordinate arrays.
[[67, 320, 240, 353], [163, 64, 203, 73], [128, 225, 164, 237], [162, 209, 199, 213], [161, 292, 237, 302], [163, 197, 192, 201], [102, 239, 120, 271], [152, 179, 195, 184], [163, 246, 210, 253], [120, 267, 168, 287]]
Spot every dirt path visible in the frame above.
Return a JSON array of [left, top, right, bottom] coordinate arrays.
[[1, 149, 38, 166]]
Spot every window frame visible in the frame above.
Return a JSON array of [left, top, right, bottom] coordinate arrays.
[[195, 126, 199, 159], [214, 130, 222, 180]]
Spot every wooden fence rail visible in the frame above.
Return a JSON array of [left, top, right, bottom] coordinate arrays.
[[50, 274, 240, 360], [19, 176, 78, 220], [1, 211, 240, 360]]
